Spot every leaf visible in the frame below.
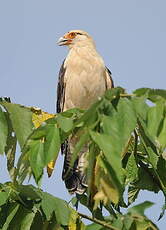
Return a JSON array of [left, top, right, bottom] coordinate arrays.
[[125, 153, 138, 183], [131, 96, 148, 121], [1, 203, 19, 230], [158, 116, 166, 150], [57, 114, 73, 132], [85, 223, 103, 230], [133, 88, 166, 102], [101, 98, 137, 158], [17, 184, 42, 200], [138, 118, 159, 168], [19, 211, 36, 230], [156, 156, 166, 188], [130, 167, 160, 193], [0, 108, 8, 154], [128, 186, 139, 205], [90, 131, 122, 185], [47, 160, 56, 177], [128, 201, 154, 216], [147, 102, 164, 137], [75, 99, 101, 128], [0, 191, 8, 206], [28, 139, 45, 183], [4, 112, 17, 180], [41, 192, 71, 225], [7, 205, 35, 230], [45, 124, 60, 177], [44, 124, 60, 165], [31, 107, 55, 128], [104, 87, 125, 101], [2, 102, 33, 149], [86, 143, 98, 197], [16, 150, 32, 184]]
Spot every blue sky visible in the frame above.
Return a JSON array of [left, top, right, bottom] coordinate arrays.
[[0, 0, 166, 228]]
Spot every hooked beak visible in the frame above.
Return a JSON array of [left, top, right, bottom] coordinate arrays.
[[57, 37, 71, 46]]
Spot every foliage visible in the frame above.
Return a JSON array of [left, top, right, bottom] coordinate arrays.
[[0, 87, 165, 229]]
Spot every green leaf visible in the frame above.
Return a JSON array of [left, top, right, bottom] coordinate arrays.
[[128, 166, 160, 197], [0, 191, 8, 206], [16, 150, 32, 184], [101, 98, 137, 157], [4, 111, 17, 180], [17, 184, 42, 200], [19, 211, 36, 230], [133, 88, 150, 97], [75, 99, 101, 128], [128, 187, 139, 205], [128, 201, 154, 216], [29, 211, 43, 230], [0, 108, 8, 154], [57, 114, 73, 132], [131, 96, 148, 121], [138, 118, 159, 168], [90, 131, 122, 181], [28, 139, 45, 183], [158, 116, 166, 150], [156, 156, 166, 188], [90, 131, 122, 184], [1, 203, 19, 230], [147, 101, 165, 137], [41, 192, 71, 225], [85, 223, 103, 230], [87, 143, 98, 196], [133, 88, 166, 102], [44, 124, 60, 165], [7, 205, 35, 230], [2, 102, 33, 149], [104, 87, 125, 101], [125, 153, 138, 183]]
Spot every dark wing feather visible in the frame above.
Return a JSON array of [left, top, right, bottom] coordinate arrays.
[[56, 60, 67, 155], [105, 67, 114, 89], [56, 60, 66, 113]]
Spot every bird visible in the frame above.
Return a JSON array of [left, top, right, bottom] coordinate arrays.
[[57, 30, 114, 194]]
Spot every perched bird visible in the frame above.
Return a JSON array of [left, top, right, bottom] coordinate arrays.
[[57, 30, 114, 194]]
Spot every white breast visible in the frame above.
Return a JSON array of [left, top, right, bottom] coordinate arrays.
[[63, 46, 106, 111]]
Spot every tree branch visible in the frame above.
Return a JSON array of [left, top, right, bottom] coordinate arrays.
[[78, 212, 118, 230]]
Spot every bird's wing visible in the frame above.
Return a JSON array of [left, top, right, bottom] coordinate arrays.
[[56, 60, 66, 113], [105, 67, 114, 89]]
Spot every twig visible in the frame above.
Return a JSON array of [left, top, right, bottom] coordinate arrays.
[[78, 212, 118, 230], [120, 93, 134, 97]]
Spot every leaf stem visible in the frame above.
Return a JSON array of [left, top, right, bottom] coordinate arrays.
[[120, 93, 134, 97], [78, 212, 118, 230]]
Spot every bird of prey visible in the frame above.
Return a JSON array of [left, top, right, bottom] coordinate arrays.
[[57, 30, 114, 194]]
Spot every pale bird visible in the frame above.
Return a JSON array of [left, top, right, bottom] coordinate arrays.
[[57, 30, 114, 194]]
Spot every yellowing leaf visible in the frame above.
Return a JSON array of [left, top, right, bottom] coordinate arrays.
[[68, 209, 85, 230], [31, 107, 56, 177], [100, 177, 119, 204], [47, 160, 55, 177], [31, 107, 55, 128]]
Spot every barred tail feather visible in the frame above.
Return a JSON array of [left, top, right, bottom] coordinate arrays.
[[62, 141, 88, 194]]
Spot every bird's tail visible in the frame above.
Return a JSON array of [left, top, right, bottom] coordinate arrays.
[[62, 141, 88, 194]]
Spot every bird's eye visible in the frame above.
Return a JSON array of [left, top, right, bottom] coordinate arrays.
[[69, 32, 76, 38]]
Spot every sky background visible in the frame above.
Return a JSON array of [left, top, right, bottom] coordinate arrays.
[[0, 0, 166, 228]]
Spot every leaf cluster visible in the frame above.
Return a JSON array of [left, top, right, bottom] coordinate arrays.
[[0, 87, 165, 229]]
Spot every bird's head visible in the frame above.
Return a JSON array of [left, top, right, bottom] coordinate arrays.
[[57, 30, 95, 48]]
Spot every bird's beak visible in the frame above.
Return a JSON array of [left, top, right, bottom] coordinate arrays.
[[57, 37, 70, 46]]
